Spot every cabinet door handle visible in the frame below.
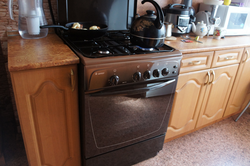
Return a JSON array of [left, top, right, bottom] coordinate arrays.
[[189, 60, 201, 65], [224, 56, 234, 60], [204, 71, 211, 85], [243, 50, 249, 62], [71, 69, 75, 92], [209, 70, 215, 84]]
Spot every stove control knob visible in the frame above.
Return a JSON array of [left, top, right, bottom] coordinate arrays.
[[153, 69, 160, 77], [162, 68, 169, 76], [109, 75, 119, 85], [143, 70, 151, 80], [132, 72, 142, 82]]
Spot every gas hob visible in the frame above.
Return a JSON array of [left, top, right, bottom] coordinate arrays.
[[61, 31, 176, 58]]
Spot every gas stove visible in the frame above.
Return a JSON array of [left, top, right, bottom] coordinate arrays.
[[60, 31, 176, 59], [55, 0, 183, 165], [73, 31, 183, 166]]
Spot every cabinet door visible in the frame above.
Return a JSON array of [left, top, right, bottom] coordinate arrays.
[[165, 70, 209, 140], [196, 64, 238, 128], [10, 65, 81, 166], [224, 48, 250, 117]]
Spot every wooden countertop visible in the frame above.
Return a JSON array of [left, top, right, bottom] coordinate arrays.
[[8, 33, 79, 72], [8, 33, 250, 72], [165, 35, 250, 54]]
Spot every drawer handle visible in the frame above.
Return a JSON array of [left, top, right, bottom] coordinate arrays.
[[204, 71, 211, 85], [243, 50, 249, 62], [209, 70, 215, 84], [189, 60, 201, 65], [224, 56, 234, 60], [71, 69, 75, 92]]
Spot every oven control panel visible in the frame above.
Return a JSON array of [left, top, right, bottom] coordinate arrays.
[[86, 56, 182, 90]]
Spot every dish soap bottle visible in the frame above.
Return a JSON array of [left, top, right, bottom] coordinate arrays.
[[8, 0, 48, 39]]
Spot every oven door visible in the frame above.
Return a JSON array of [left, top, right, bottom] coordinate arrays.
[[83, 77, 178, 158]]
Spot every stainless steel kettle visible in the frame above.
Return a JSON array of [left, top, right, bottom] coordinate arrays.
[[130, 0, 166, 48]]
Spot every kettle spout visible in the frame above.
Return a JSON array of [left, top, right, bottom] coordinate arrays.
[[191, 22, 196, 33]]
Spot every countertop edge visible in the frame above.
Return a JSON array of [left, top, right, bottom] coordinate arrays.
[[179, 44, 250, 54], [8, 59, 80, 72], [8, 33, 80, 72], [165, 35, 250, 54]]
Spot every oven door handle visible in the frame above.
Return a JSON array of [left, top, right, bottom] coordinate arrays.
[[89, 79, 176, 96]]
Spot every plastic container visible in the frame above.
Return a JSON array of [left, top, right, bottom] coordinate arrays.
[[8, 0, 48, 39], [224, 0, 232, 5], [231, 0, 250, 7]]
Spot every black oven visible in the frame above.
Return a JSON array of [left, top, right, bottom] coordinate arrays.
[[78, 56, 182, 166], [83, 77, 177, 165], [56, 0, 182, 165]]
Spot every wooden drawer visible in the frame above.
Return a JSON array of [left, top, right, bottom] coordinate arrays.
[[180, 51, 214, 73], [212, 48, 244, 68]]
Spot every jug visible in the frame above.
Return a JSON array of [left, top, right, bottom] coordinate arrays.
[[8, 0, 48, 39], [191, 21, 208, 38]]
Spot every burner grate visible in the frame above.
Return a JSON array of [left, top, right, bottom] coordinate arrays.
[[61, 31, 175, 58]]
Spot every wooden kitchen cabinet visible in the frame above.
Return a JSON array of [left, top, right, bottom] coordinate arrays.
[[165, 45, 243, 142], [165, 70, 208, 140], [10, 65, 81, 166], [196, 64, 238, 128], [212, 48, 244, 68], [165, 64, 238, 140], [224, 47, 250, 117], [180, 51, 214, 74]]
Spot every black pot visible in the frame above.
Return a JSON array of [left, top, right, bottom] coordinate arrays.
[[130, 0, 166, 48]]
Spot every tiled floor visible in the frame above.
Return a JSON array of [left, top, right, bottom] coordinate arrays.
[[1, 107, 250, 166]]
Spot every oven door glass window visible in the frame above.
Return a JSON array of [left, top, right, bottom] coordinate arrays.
[[84, 78, 177, 149], [227, 13, 247, 29]]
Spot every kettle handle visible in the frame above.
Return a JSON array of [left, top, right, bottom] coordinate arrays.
[[142, 0, 164, 29], [8, 0, 14, 20]]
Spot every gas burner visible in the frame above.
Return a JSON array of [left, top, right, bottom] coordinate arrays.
[[134, 46, 154, 52], [61, 31, 176, 58]]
